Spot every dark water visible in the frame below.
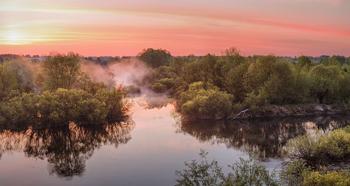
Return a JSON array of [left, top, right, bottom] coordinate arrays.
[[0, 96, 349, 186]]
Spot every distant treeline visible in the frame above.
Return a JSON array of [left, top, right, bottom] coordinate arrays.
[[140, 48, 350, 120]]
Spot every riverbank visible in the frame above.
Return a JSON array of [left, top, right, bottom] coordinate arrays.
[[231, 104, 350, 120]]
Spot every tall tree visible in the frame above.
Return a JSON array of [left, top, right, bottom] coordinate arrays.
[[43, 53, 81, 90]]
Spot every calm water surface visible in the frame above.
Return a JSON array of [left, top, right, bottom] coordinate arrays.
[[0, 96, 349, 186]]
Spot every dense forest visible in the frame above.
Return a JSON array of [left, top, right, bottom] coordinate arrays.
[[141, 48, 350, 120], [0, 53, 128, 128]]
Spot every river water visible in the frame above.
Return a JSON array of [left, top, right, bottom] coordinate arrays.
[[0, 95, 349, 186]]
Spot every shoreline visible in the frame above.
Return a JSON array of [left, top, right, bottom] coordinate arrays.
[[231, 104, 350, 120]]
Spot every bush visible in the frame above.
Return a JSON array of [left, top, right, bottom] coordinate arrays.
[[280, 160, 310, 186], [176, 151, 278, 186], [303, 171, 350, 186], [179, 82, 233, 119], [286, 126, 350, 166], [0, 88, 127, 127]]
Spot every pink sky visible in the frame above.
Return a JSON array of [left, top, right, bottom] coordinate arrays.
[[0, 0, 349, 56]]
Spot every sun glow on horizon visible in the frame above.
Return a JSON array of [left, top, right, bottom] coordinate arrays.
[[1, 31, 28, 45]]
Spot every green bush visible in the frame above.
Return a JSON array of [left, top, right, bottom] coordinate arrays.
[[280, 160, 310, 186], [179, 82, 233, 120], [286, 126, 350, 166], [0, 88, 127, 127], [303, 171, 350, 186], [176, 151, 278, 186]]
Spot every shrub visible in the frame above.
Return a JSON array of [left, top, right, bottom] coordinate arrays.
[[176, 151, 278, 186], [179, 82, 233, 119], [303, 171, 350, 186], [0, 88, 127, 127], [280, 160, 310, 186], [286, 126, 350, 166]]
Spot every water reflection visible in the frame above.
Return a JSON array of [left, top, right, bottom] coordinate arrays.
[[177, 116, 350, 160], [0, 122, 134, 178]]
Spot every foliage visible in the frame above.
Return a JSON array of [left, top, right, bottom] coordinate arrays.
[[280, 160, 310, 186], [286, 126, 350, 166], [0, 61, 33, 100], [43, 53, 81, 90], [0, 88, 127, 127], [302, 171, 350, 186], [309, 64, 343, 103], [179, 82, 233, 120], [175, 151, 278, 186], [146, 49, 350, 120], [138, 48, 172, 68]]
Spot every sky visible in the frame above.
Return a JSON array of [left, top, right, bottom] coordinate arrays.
[[0, 0, 349, 56]]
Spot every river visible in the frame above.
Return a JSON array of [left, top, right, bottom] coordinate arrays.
[[0, 95, 349, 186]]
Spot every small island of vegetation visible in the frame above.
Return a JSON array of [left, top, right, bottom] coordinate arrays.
[[0, 53, 128, 128]]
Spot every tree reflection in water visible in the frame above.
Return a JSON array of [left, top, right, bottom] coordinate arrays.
[[0, 121, 134, 178], [177, 116, 350, 160]]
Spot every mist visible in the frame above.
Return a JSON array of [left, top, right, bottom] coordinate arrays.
[[81, 57, 151, 90]]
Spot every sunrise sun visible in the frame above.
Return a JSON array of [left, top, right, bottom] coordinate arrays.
[[3, 31, 27, 45]]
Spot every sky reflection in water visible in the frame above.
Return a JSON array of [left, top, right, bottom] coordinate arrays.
[[0, 96, 349, 186]]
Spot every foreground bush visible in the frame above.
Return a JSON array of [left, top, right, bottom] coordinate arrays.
[[286, 126, 350, 166], [302, 171, 350, 186], [0, 88, 128, 127], [281, 160, 350, 186], [176, 151, 278, 186]]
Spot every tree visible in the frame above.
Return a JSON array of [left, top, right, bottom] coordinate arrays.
[[225, 62, 249, 102], [309, 65, 342, 103], [138, 48, 172, 68], [244, 56, 295, 105], [43, 53, 81, 90], [297, 56, 312, 68], [0, 61, 33, 100]]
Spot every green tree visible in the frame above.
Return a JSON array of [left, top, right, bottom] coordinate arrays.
[[244, 56, 295, 105], [298, 56, 312, 68], [43, 53, 81, 90], [225, 62, 249, 102], [0, 61, 33, 100], [309, 65, 342, 103], [138, 48, 172, 68]]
